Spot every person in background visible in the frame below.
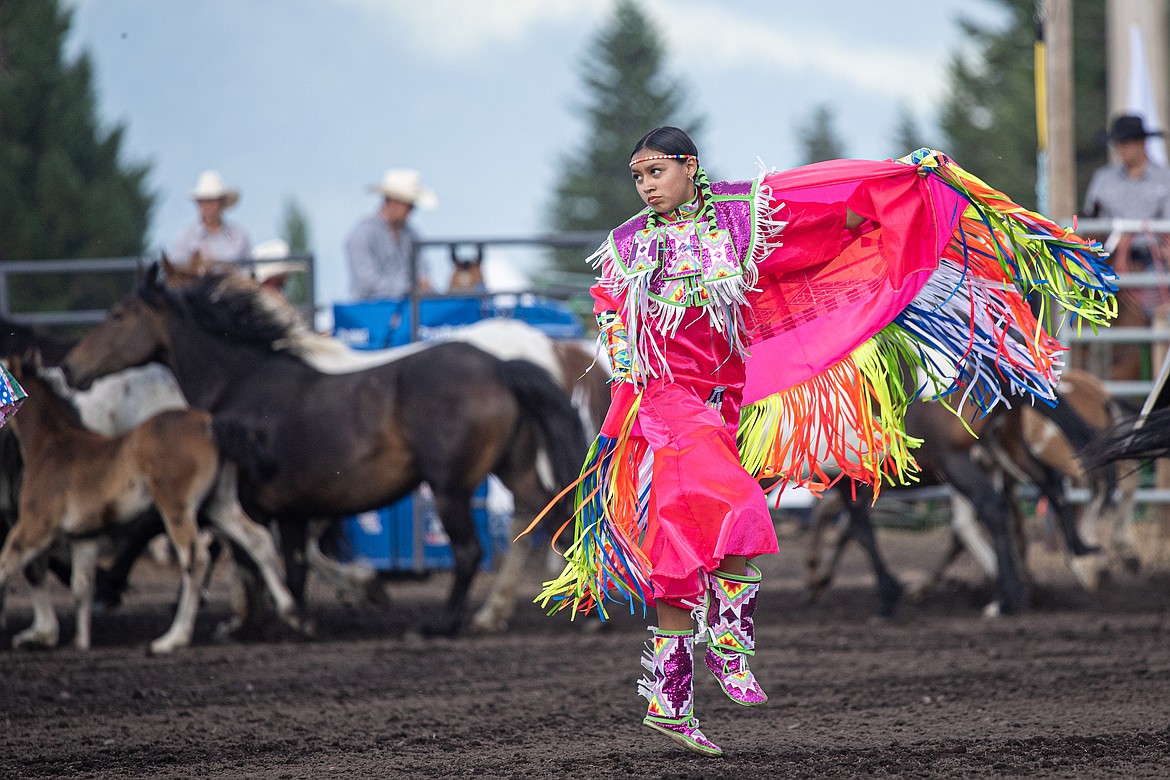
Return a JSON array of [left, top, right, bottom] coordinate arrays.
[[346, 168, 437, 300], [170, 170, 251, 264], [1085, 114, 1170, 318], [1084, 114, 1170, 226]]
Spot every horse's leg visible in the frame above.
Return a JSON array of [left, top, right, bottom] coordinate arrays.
[[204, 466, 304, 634], [1014, 453, 1105, 591], [427, 487, 481, 637], [909, 494, 991, 601], [147, 497, 212, 654], [804, 490, 846, 602], [304, 519, 378, 605], [0, 519, 60, 647], [941, 453, 1029, 614], [951, 493, 997, 577], [843, 489, 904, 619], [469, 512, 530, 634], [12, 557, 58, 649], [94, 509, 166, 612], [471, 465, 546, 634], [1099, 462, 1142, 574], [69, 538, 100, 650], [277, 517, 308, 611]]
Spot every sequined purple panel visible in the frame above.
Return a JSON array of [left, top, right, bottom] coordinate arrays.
[[607, 181, 754, 278], [659, 637, 694, 715]]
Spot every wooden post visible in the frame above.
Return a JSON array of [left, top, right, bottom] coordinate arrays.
[[1043, 0, 1076, 222], [1107, 0, 1170, 132]]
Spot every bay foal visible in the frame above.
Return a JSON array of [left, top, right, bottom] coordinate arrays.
[[0, 352, 301, 653]]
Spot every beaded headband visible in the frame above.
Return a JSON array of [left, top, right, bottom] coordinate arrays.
[[629, 153, 696, 168]]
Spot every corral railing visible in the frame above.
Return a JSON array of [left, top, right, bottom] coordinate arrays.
[[0, 254, 317, 330]]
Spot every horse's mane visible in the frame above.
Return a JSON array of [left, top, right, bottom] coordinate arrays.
[[24, 365, 88, 429], [0, 316, 77, 365], [156, 266, 421, 371], [162, 268, 329, 357]]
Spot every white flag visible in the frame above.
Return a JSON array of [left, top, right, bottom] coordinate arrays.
[[1127, 24, 1168, 166]]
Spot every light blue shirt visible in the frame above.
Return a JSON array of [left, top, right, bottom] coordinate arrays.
[[345, 212, 426, 300], [169, 220, 251, 264]]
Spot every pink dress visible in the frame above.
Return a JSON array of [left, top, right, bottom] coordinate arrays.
[[589, 200, 855, 606]]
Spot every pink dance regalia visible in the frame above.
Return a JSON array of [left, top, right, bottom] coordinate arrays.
[[536, 149, 1117, 620]]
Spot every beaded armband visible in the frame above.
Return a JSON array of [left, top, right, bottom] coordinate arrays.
[[596, 310, 633, 382]]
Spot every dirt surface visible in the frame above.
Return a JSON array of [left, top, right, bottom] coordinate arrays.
[[3, 522, 1170, 779]]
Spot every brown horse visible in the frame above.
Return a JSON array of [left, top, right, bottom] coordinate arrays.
[[0, 351, 301, 653], [447, 253, 486, 293]]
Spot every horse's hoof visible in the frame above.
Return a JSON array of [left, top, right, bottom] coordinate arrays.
[[1069, 553, 1105, 592], [363, 579, 390, 606], [982, 600, 1002, 619], [469, 605, 509, 634], [997, 583, 1029, 615], [148, 638, 184, 656], [1122, 555, 1142, 575], [13, 628, 58, 650]]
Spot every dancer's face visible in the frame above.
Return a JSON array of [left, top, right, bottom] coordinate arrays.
[[630, 151, 698, 215]]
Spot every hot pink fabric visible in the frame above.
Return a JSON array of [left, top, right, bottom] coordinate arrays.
[[742, 160, 966, 403]]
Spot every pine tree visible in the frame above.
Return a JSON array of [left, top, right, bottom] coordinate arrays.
[[796, 105, 847, 164], [547, 0, 703, 272], [939, 0, 1107, 212], [281, 198, 310, 254], [0, 0, 153, 315]]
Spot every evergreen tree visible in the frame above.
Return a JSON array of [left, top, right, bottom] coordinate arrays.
[[279, 197, 311, 308], [797, 104, 846, 164], [547, 0, 703, 272], [939, 0, 1107, 212], [0, 0, 153, 314], [281, 198, 310, 254]]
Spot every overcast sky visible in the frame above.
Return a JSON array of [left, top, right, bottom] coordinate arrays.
[[66, 0, 1008, 312]]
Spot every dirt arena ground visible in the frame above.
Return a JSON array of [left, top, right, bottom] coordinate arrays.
[[3, 520, 1170, 779]]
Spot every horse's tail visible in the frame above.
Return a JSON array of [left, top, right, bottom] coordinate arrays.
[[211, 416, 279, 483], [497, 358, 588, 499], [1089, 407, 1170, 469]]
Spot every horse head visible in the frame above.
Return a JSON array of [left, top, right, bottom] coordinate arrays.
[[60, 262, 173, 390], [448, 246, 486, 293]]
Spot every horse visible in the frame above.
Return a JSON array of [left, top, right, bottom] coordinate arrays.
[[0, 322, 189, 626], [447, 249, 486, 293], [804, 371, 1130, 616], [0, 351, 302, 653], [800, 370, 1109, 618], [61, 261, 588, 637]]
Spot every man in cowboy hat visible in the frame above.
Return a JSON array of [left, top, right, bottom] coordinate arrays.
[[1084, 114, 1170, 223], [170, 170, 252, 265], [346, 168, 438, 300]]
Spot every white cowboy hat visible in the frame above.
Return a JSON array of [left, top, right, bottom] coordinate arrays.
[[251, 238, 290, 260], [369, 168, 438, 209], [191, 170, 240, 207]]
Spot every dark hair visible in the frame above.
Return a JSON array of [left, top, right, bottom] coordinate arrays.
[[630, 126, 699, 159]]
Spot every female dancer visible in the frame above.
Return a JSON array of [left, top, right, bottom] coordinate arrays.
[[531, 126, 1115, 757]]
